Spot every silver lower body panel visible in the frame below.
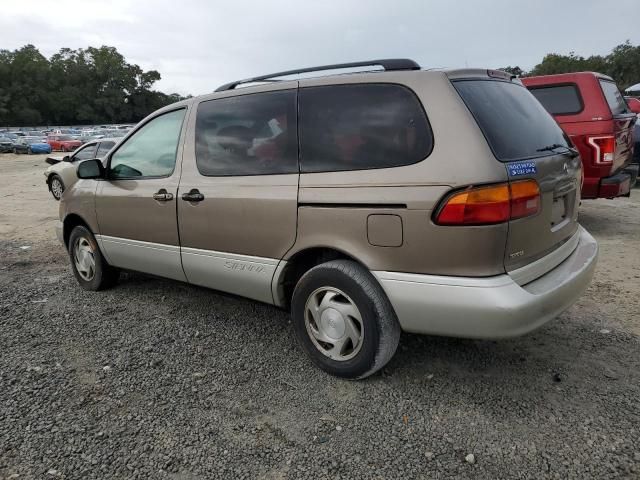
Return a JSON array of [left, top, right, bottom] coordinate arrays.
[[96, 235, 187, 282], [373, 225, 598, 339]]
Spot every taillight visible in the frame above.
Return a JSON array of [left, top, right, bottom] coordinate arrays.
[[510, 180, 541, 219], [435, 180, 540, 226], [587, 135, 615, 165]]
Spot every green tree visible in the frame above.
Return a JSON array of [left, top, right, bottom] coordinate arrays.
[[605, 41, 640, 90], [500, 66, 526, 77], [0, 44, 187, 127], [526, 42, 640, 90]]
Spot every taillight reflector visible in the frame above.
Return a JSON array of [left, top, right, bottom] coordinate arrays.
[[435, 180, 540, 226], [587, 135, 615, 165]]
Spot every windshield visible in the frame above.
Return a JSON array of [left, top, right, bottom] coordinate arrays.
[[453, 79, 569, 162]]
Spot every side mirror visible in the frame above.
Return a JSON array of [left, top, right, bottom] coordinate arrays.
[[62, 155, 71, 162], [77, 159, 105, 179]]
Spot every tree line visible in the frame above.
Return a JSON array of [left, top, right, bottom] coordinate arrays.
[[0, 45, 189, 127], [501, 41, 640, 91], [2, 41, 639, 127]]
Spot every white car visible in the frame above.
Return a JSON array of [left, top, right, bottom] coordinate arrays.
[[44, 138, 119, 200]]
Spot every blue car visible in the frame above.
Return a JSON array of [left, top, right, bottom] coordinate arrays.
[[13, 137, 52, 154]]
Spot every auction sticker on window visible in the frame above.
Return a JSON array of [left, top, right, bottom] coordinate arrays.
[[507, 161, 537, 177]]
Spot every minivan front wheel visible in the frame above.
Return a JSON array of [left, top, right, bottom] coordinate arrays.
[[291, 260, 401, 379], [68, 225, 119, 291]]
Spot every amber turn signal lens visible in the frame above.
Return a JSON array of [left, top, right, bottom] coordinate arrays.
[[435, 180, 540, 226], [510, 180, 540, 220]]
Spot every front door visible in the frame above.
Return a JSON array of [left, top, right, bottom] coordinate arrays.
[[177, 87, 299, 303], [95, 107, 188, 281]]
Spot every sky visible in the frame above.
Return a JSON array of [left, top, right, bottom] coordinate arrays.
[[1, 0, 639, 96]]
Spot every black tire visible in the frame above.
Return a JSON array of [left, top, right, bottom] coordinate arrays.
[[291, 259, 401, 379], [68, 225, 119, 291], [49, 174, 65, 200]]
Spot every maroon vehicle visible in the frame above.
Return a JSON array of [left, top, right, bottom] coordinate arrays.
[[522, 72, 637, 199]]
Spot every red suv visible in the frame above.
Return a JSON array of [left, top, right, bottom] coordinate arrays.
[[522, 72, 637, 199]]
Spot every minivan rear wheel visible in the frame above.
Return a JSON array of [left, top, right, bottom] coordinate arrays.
[[68, 225, 119, 291], [291, 260, 401, 379]]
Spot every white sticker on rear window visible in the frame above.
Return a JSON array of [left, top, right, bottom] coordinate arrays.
[[507, 161, 537, 177]]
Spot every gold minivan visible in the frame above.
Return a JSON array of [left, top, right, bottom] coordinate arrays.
[[56, 60, 598, 379]]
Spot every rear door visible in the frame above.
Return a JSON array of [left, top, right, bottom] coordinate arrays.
[[177, 87, 299, 304], [453, 78, 581, 273]]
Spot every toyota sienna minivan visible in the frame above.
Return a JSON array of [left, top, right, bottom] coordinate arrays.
[[56, 60, 598, 379]]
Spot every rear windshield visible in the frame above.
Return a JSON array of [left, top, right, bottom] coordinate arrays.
[[528, 84, 583, 115], [599, 80, 628, 115], [453, 79, 569, 162]]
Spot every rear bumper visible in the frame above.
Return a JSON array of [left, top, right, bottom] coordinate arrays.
[[373, 225, 598, 339], [585, 168, 636, 198], [622, 164, 639, 192]]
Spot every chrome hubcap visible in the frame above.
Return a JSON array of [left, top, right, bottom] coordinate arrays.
[[304, 287, 364, 361], [73, 237, 96, 281], [51, 179, 63, 198]]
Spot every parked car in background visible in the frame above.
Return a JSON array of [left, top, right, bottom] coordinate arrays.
[[522, 72, 637, 199], [13, 137, 52, 154], [2, 133, 18, 141], [47, 135, 82, 152], [44, 138, 118, 200], [57, 61, 598, 379], [624, 96, 640, 114], [0, 137, 14, 153]]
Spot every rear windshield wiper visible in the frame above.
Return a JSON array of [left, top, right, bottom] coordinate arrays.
[[536, 144, 579, 158]]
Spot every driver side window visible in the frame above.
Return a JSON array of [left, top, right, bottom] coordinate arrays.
[[110, 109, 186, 179]]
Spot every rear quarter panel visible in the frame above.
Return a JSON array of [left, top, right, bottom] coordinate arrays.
[[288, 71, 510, 277]]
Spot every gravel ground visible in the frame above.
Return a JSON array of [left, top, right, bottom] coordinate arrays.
[[1, 154, 640, 479]]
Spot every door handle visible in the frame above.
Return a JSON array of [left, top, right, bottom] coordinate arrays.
[[153, 189, 174, 202], [181, 189, 205, 202]]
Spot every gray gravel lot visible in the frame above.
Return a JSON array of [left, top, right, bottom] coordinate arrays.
[[1, 154, 640, 479]]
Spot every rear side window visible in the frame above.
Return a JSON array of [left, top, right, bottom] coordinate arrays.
[[528, 84, 583, 115], [195, 90, 298, 176], [599, 80, 628, 115], [96, 141, 115, 157], [73, 144, 97, 161], [299, 84, 432, 173], [454, 80, 569, 162]]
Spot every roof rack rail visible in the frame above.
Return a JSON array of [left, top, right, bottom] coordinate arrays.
[[215, 58, 421, 92]]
